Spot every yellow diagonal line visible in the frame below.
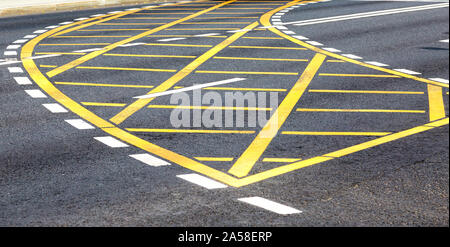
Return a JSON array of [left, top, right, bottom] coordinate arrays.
[[46, 0, 236, 78], [109, 21, 260, 125], [228, 53, 327, 178], [427, 84, 446, 121]]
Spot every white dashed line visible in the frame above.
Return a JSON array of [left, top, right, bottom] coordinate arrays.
[[108, 11, 122, 14], [34, 30, 48, 34], [194, 33, 221, 37], [94, 136, 129, 148], [74, 17, 89, 21], [13, 77, 33, 85], [42, 103, 68, 113], [283, 31, 296, 34], [440, 39, 449, 43], [13, 39, 28, 44], [65, 119, 95, 130], [429, 78, 449, 84], [59, 21, 74, 25], [7, 45, 21, 50], [24, 35, 37, 39], [119, 42, 146, 47], [365, 61, 389, 67], [8, 67, 24, 73], [90, 14, 106, 17], [293, 35, 309, 40], [238, 197, 302, 215], [323, 47, 341, 52], [227, 29, 252, 33], [177, 174, 228, 189], [157, 37, 186, 42], [306, 41, 323, 46], [394, 69, 421, 75], [129, 154, 171, 167], [4, 51, 17, 56], [72, 48, 103, 53], [277, 26, 288, 30], [342, 54, 362, 59], [45, 26, 59, 29], [24, 89, 47, 98]]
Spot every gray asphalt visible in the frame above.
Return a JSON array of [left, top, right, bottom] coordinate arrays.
[[0, 0, 448, 226]]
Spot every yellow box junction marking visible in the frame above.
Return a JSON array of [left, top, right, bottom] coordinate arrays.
[[427, 84, 446, 121]]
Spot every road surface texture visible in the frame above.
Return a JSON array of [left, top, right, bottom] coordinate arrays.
[[0, 0, 448, 226]]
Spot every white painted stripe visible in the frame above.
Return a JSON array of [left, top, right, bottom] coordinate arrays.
[[65, 119, 95, 130], [0, 60, 21, 66], [126, 8, 140, 11], [34, 30, 48, 34], [129, 154, 171, 167], [428, 78, 449, 84], [293, 35, 309, 40], [306, 41, 323, 46], [194, 33, 221, 37], [177, 174, 228, 189], [24, 35, 37, 39], [134, 78, 246, 99], [277, 26, 288, 30], [439, 39, 449, 43], [4, 51, 17, 56], [94, 136, 129, 148], [227, 29, 252, 33], [108, 11, 122, 14], [14, 77, 33, 85], [46, 26, 59, 29], [42, 103, 68, 113], [323, 47, 342, 52], [342, 54, 362, 59], [283, 31, 296, 34], [157, 37, 186, 42], [274, 13, 285, 16], [74, 17, 89, 21], [238, 197, 302, 215], [119, 42, 146, 47], [7, 45, 21, 50], [394, 68, 421, 75], [13, 39, 28, 44], [90, 14, 106, 17], [8, 67, 24, 73], [26, 54, 61, 60], [59, 21, 74, 25], [24, 89, 47, 98], [72, 48, 103, 53], [365, 61, 389, 67], [272, 22, 282, 25]]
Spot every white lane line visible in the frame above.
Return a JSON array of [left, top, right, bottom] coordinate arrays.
[[119, 42, 146, 47], [238, 197, 302, 215], [125, 8, 140, 11], [306, 41, 323, 46], [13, 39, 28, 44], [323, 47, 342, 52], [277, 26, 288, 30], [8, 67, 24, 73], [34, 30, 48, 34], [108, 11, 122, 14], [365, 61, 389, 67], [429, 78, 449, 84], [14, 77, 33, 85], [157, 37, 186, 42], [177, 174, 228, 189], [289, 3, 449, 26], [24, 35, 37, 39], [26, 54, 61, 60], [227, 29, 253, 33], [7, 45, 21, 50], [394, 68, 422, 75], [4, 51, 17, 56], [194, 33, 221, 37], [24, 89, 47, 98], [65, 119, 95, 130], [439, 39, 449, 43], [90, 14, 106, 17], [134, 78, 246, 99], [283, 31, 296, 34], [59, 21, 74, 25], [72, 48, 103, 53], [42, 103, 68, 113], [94, 136, 129, 148], [293, 35, 309, 40], [342, 54, 362, 59], [74, 17, 89, 21], [0, 60, 21, 66], [46, 26, 59, 29], [129, 154, 171, 167]]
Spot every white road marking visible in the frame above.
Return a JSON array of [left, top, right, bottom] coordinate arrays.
[[7, 45, 21, 50], [24, 35, 37, 39], [125, 8, 140, 11], [177, 174, 228, 189], [157, 37, 186, 42], [439, 39, 449, 43], [365, 61, 389, 67], [14, 77, 33, 85], [24, 89, 47, 98], [45, 26, 59, 29], [119, 42, 146, 47], [90, 14, 106, 17], [129, 154, 171, 167], [13, 39, 28, 44], [194, 33, 221, 37], [227, 29, 253, 33], [108, 11, 122, 14], [394, 68, 422, 75], [26, 54, 61, 60], [65, 119, 95, 130], [284, 31, 296, 34], [306, 41, 323, 46], [0, 60, 21, 66], [72, 48, 103, 52], [293, 35, 309, 40], [238, 197, 302, 215], [8, 67, 24, 73], [342, 54, 362, 59], [134, 78, 246, 99], [94, 136, 129, 148], [59, 21, 74, 25], [74, 17, 89, 21], [4, 51, 17, 56], [277, 26, 288, 30], [429, 78, 449, 84], [323, 47, 342, 52], [42, 103, 68, 113], [34, 30, 48, 34]]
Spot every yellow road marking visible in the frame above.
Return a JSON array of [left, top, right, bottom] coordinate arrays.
[[35, 52, 86, 55], [296, 108, 425, 113], [165, 28, 241, 30], [119, 17, 181, 19], [40, 65, 57, 68], [96, 23, 168, 25], [195, 157, 234, 162], [145, 43, 213, 47], [309, 89, 425, 95], [228, 53, 327, 178], [148, 105, 272, 111], [55, 81, 155, 88], [46, 0, 236, 78], [195, 70, 299, 75], [205, 12, 265, 14], [109, 21, 259, 125], [133, 12, 197, 14], [281, 131, 392, 136], [202, 86, 287, 92], [52, 35, 133, 38], [327, 59, 345, 63], [126, 128, 256, 134], [195, 16, 259, 19], [82, 102, 127, 107], [75, 66, 176, 73], [213, 56, 308, 62], [39, 43, 111, 46], [194, 157, 302, 162], [262, 158, 302, 162], [427, 84, 446, 121], [229, 45, 307, 50], [319, 73, 401, 78], [77, 29, 151, 31], [104, 53, 197, 58], [181, 22, 253, 24]]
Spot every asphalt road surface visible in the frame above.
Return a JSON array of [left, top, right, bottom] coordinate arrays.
[[0, 0, 448, 226]]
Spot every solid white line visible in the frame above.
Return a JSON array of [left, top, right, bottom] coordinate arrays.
[[194, 33, 221, 37], [0, 60, 21, 66], [7, 45, 21, 50], [65, 119, 95, 130], [94, 136, 129, 148], [14, 77, 33, 85], [134, 78, 246, 99], [90, 14, 106, 17], [342, 54, 362, 59], [42, 103, 68, 113], [428, 78, 449, 84], [26, 54, 61, 60], [238, 197, 302, 215], [227, 29, 252, 33], [119, 42, 146, 47], [8, 67, 24, 73], [24, 89, 47, 98], [365, 61, 389, 67], [4, 51, 17, 56], [72, 48, 103, 53], [394, 68, 421, 75], [157, 37, 186, 42], [129, 154, 171, 167], [177, 174, 228, 189], [323, 47, 342, 52]]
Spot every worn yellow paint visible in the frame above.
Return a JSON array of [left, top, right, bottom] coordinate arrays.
[[427, 84, 446, 121]]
